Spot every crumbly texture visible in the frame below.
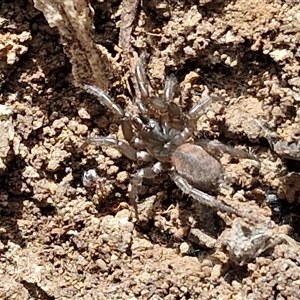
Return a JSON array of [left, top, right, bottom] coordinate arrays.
[[1, 0, 300, 299]]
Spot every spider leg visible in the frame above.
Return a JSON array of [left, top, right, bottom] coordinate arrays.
[[83, 84, 136, 143], [135, 57, 180, 115], [153, 75, 182, 123], [254, 119, 278, 150], [188, 94, 213, 120], [135, 56, 150, 100], [134, 57, 183, 131], [129, 162, 163, 220], [88, 136, 138, 161], [171, 172, 258, 220], [134, 57, 154, 120], [164, 74, 178, 103], [87, 135, 153, 162], [83, 84, 125, 118], [147, 74, 179, 112], [185, 90, 215, 131], [197, 139, 259, 162]]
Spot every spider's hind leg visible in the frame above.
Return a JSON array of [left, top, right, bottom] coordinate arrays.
[[197, 139, 259, 162], [171, 172, 260, 221]]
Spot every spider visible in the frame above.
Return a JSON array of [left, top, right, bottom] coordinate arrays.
[[83, 56, 258, 220]]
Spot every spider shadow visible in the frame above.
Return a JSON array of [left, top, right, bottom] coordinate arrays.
[[0, 155, 30, 250], [134, 182, 226, 254]]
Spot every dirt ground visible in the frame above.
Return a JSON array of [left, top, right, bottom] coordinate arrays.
[[1, 0, 300, 299]]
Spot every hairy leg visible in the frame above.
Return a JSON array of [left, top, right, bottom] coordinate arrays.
[[129, 162, 163, 220], [88, 136, 138, 161], [171, 172, 260, 221], [83, 84, 125, 117], [83, 84, 137, 143], [197, 139, 259, 162]]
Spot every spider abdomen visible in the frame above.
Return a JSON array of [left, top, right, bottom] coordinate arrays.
[[171, 143, 222, 192]]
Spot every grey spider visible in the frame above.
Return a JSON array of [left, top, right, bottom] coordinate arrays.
[[83, 57, 258, 220]]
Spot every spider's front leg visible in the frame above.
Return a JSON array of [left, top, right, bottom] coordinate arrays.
[[134, 57, 182, 126], [83, 84, 125, 118], [135, 56, 150, 100], [87, 136, 138, 161], [83, 84, 135, 143]]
